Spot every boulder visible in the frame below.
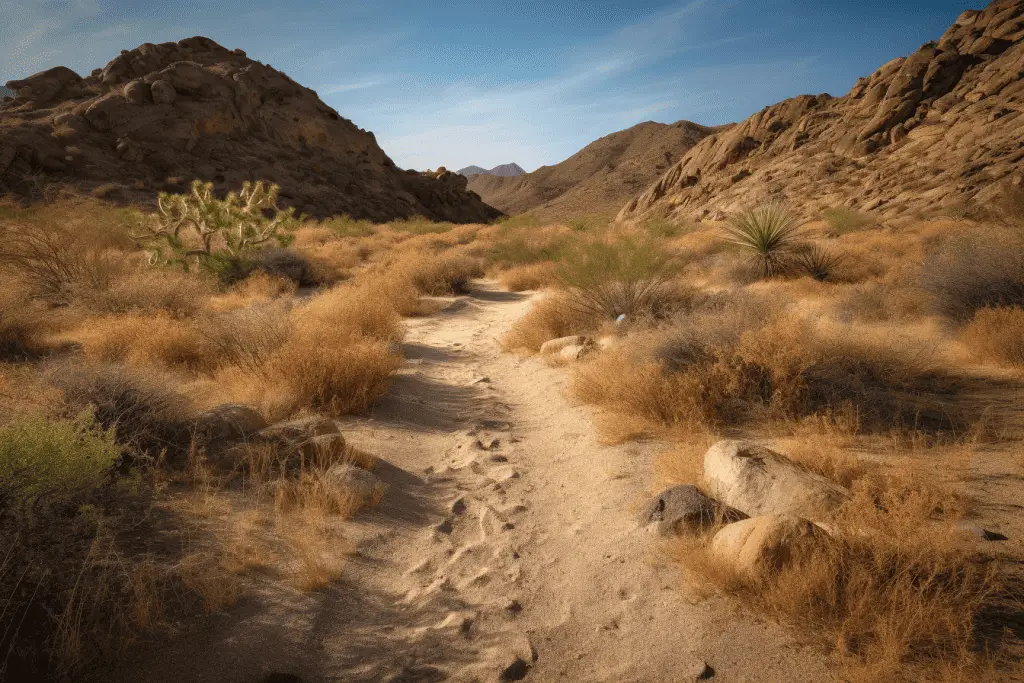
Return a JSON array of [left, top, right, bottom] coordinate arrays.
[[6, 66, 84, 103], [150, 79, 176, 104], [539, 335, 592, 356], [638, 484, 743, 536], [556, 343, 593, 362], [702, 440, 850, 519], [194, 403, 267, 443], [257, 415, 346, 470], [325, 463, 383, 505], [122, 80, 149, 105], [711, 514, 823, 574]]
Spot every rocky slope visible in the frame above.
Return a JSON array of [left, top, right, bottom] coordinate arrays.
[[0, 37, 501, 223], [618, 0, 1024, 224], [469, 120, 720, 220], [458, 163, 526, 177]]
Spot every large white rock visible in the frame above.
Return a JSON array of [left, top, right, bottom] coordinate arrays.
[[711, 514, 822, 575], [702, 440, 850, 519], [539, 335, 591, 355]]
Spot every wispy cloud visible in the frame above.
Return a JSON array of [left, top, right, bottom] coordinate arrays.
[[322, 81, 380, 95]]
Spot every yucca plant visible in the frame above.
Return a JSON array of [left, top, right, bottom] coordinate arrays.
[[723, 201, 803, 278], [794, 243, 844, 281]]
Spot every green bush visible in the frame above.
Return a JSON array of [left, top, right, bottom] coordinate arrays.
[[556, 236, 683, 320], [0, 411, 119, 508], [388, 217, 455, 234], [130, 180, 297, 283]]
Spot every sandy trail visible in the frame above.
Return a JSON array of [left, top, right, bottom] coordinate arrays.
[[116, 282, 836, 683]]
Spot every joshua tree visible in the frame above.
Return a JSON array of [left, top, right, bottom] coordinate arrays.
[[131, 180, 296, 275]]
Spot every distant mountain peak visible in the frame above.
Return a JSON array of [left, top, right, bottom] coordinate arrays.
[[458, 163, 525, 178]]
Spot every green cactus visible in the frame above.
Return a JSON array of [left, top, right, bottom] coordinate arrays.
[[131, 180, 297, 279]]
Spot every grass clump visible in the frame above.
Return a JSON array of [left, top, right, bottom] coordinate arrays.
[[961, 306, 1024, 367], [793, 243, 844, 282], [723, 201, 803, 278], [921, 226, 1024, 321], [822, 206, 874, 235], [557, 234, 683, 320]]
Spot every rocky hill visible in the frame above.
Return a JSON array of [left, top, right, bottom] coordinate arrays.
[[468, 120, 720, 220], [618, 0, 1024, 224], [0, 37, 502, 223], [0, 86, 15, 99], [458, 163, 526, 178]]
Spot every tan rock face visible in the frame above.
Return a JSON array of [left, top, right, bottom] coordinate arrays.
[[0, 36, 501, 223], [617, 0, 1024, 224]]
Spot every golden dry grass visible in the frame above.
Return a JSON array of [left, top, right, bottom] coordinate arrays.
[[961, 306, 1024, 367]]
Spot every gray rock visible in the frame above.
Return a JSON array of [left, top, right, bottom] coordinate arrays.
[[150, 79, 176, 104], [325, 464, 382, 504], [256, 415, 346, 471], [194, 403, 267, 443], [638, 484, 742, 536], [702, 440, 850, 520]]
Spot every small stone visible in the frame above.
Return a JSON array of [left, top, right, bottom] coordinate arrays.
[[451, 497, 467, 515], [500, 658, 530, 681], [436, 518, 454, 534], [957, 522, 1008, 541], [504, 599, 523, 614]]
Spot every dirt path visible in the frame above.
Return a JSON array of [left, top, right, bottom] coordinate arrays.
[[116, 283, 836, 683]]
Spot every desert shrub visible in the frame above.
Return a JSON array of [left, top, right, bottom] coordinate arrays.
[[961, 306, 1024, 367], [644, 215, 692, 238], [0, 290, 52, 360], [920, 227, 1024, 321], [200, 304, 291, 379], [723, 201, 803, 278], [250, 247, 312, 285], [74, 313, 217, 375], [0, 412, 123, 680], [0, 410, 120, 508], [489, 234, 566, 267], [267, 335, 401, 417], [81, 267, 214, 318], [0, 222, 128, 305], [320, 215, 375, 238], [822, 206, 874, 235], [388, 217, 455, 235], [130, 180, 297, 284], [574, 308, 958, 434], [556, 235, 684, 320], [299, 284, 402, 343], [49, 362, 194, 461], [402, 253, 484, 295], [503, 291, 605, 352], [499, 262, 559, 291], [567, 213, 611, 233], [793, 243, 844, 281]]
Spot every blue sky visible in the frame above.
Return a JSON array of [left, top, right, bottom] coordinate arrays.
[[2, 0, 975, 171]]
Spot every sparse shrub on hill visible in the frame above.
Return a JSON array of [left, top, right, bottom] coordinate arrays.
[[961, 306, 1024, 367], [822, 206, 874, 235], [921, 226, 1024, 321], [130, 180, 297, 284], [723, 201, 803, 278]]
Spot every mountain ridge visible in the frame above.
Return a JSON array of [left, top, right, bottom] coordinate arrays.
[[457, 162, 526, 177], [468, 120, 722, 220], [0, 38, 501, 223], [618, 0, 1024, 224]]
